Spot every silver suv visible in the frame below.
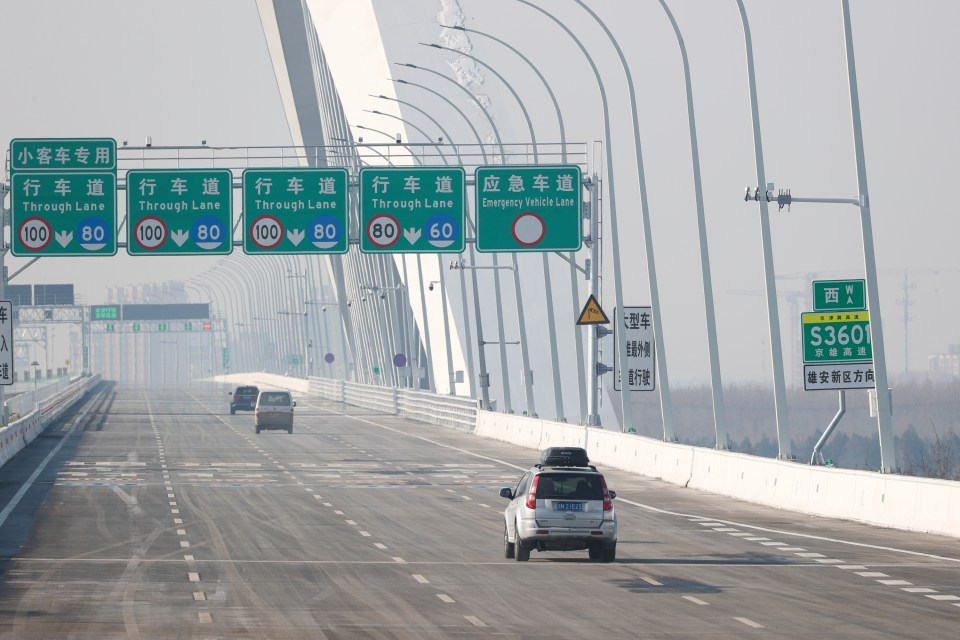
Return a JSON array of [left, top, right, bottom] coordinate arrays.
[[499, 448, 617, 562]]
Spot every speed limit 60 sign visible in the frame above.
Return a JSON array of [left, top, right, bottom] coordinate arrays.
[[126, 169, 233, 256], [358, 166, 465, 254]]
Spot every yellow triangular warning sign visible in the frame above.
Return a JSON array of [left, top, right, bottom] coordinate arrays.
[[576, 294, 610, 325]]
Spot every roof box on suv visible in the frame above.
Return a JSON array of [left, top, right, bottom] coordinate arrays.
[[539, 447, 590, 468]]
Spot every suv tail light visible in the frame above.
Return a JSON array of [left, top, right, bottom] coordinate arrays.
[[601, 477, 613, 511], [525, 475, 540, 509]]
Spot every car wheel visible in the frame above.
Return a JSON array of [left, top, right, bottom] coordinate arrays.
[[287, 426, 293, 434], [601, 544, 616, 563], [514, 522, 530, 562], [588, 544, 603, 561], [230, 408, 236, 415], [255, 426, 261, 434], [503, 524, 515, 559]]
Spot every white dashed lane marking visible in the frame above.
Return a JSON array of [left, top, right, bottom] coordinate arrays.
[[412, 574, 429, 584], [683, 596, 709, 605], [735, 617, 764, 629], [436, 594, 455, 603]]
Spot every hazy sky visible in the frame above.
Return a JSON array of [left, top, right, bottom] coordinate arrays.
[[2, 1, 958, 386]]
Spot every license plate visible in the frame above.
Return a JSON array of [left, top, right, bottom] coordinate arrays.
[[555, 502, 584, 512]]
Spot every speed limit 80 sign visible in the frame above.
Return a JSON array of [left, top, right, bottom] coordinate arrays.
[[358, 166, 465, 254]]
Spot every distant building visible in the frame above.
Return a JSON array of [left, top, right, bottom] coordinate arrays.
[[928, 345, 960, 378]]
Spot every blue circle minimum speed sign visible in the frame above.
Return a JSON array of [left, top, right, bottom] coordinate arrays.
[[192, 215, 227, 251], [425, 213, 458, 249], [77, 216, 110, 251], [393, 353, 407, 368], [324, 353, 335, 363], [309, 214, 342, 249]]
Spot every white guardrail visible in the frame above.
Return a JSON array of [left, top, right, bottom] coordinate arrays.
[[0, 374, 101, 470], [219, 374, 960, 539]]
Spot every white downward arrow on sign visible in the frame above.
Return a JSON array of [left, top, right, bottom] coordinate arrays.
[[287, 229, 305, 246], [403, 227, 421, 245], [55, 231, 73, 247], [171, 230, 189, 247]]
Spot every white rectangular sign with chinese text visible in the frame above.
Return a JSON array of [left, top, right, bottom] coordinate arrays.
[[0, 301, 12, 385], [613, 306, 656, 392]]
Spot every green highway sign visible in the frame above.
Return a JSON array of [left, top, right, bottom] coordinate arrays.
[[475, 165, 582, 252], [9, 137, 118, 258], [802, 310, 871, 364], [11, 138, 116, 171], [126, 169, 233, 256], [242, 168, 349, 254], [359, 166, 465, 253], [813, 279, 866, 311], [10, 172, 117, 256]]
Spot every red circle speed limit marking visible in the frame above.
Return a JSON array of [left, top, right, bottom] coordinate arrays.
[[366, 214, 401, 249], [18, 217, 52, 251], [512, 212, 546, 247], [133, 216, 168, 250], [250, 215, 284, 250]]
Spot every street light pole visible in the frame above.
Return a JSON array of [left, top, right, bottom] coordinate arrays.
[[439, 23, 588, 425], [421, 41, 566, 418], [511, 0, 634, 432], [393, 78, 508, 410], [735, 0, 792, 459], [841, 0, 895, 472], [399, 61, 537, 416]]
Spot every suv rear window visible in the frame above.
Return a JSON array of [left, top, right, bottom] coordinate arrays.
[[236, 386, 258, 395], [536, 473, 603, 500]]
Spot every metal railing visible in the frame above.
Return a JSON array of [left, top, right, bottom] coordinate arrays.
[[308, 376, 478, 432]]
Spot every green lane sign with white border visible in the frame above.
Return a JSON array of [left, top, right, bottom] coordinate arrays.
[[242, 168, 349, 255], [359, 166, 465, 254], [10, 172, 117, 256], [475, 164, 582, 252], [9, 137, 118, 257], [11, 137, 116, 171], [126, 169, 233, 256]]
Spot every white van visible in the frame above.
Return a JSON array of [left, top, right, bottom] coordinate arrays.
[[254, 391, 295, 434]]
